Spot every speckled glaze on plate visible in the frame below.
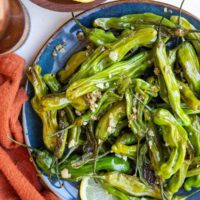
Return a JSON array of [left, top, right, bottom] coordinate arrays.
[[23, 1, 200, 199]]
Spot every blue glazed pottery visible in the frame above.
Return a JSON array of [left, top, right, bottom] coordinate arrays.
[[23, 1, 200, 199]]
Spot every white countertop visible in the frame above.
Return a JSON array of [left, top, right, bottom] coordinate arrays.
[[17, 0, 200, 65]]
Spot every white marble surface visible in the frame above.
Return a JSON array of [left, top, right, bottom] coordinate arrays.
[[17, 0, 200, 65]]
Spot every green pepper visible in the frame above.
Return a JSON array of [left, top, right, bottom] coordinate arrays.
[[36, 151, 131, 181], [94, 13, 175, 30], [43, 74, 61, 93], [112, 133, 137, 157], [153, 109, 188, 179], [177, 41, 200, 93], [66, 51, 153, 100], [96, 101, 126, 144], [153, 36, 191, 126], [74, 88, 121, 126], [178, 80, 200, 110], [65, 106, 81, 149], [186, 115, 200, 156], [53, 110, 68, 159], [73, 13, 117, 47], [108, 28, 157, 62], [26, 65, 58, 151], [184, 175, 200, 191], [57, 50, 92, 83], [167, 160, 190, 194], [145, 111, 163, 176], [100, 180, 131, 200], [101, 172, 162, 199], [41, 93, 70, 111], [170, 16, 200, 60]]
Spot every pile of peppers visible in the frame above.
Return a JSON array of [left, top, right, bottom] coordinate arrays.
[[26, 12, 200, 200]]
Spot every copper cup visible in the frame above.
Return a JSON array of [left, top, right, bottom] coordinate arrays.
[[0, 0, 30, 54]]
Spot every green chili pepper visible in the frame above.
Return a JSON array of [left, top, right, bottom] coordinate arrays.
[[57, 50, 91, 83], [186, 115, 200, 156], [145, 110, 163, 176], [108, 28, 157, 62], [153, 109, 188, 179], [100, 180, 130, 200], [170, 16, 200, 59], [43, 74, 61, 93], [62, 155, 131, 181], [74, 16, 117, 46], [94, 13, 175, 30], [177, 41, 200, 93], [66, 51, 153, 100], [74, 88, 121, 126], [167, 160, 190, 194], [96, 101, 126, 144], [112, 133, 137, 157], [184, 175, 200, 191], [112, 119, 128, 137], [168, 48, 178, 67], [153, 36, 190, 126], [65, 106, 81, 149], [53, 110, 68, 159], [101, 172, 162, 199], [178, 80, 200, 110], [41, 93, 70, 111], [26, 65, 58, 151]]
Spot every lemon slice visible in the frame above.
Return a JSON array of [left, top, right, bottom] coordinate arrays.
[[80, 177, 117, 200], [73, 0, 95, 3]]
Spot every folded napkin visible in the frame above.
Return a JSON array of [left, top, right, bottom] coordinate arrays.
[[0, 54, 58, 200]]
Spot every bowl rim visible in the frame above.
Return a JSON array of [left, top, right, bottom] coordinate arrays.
[[23, 0, 200, 199]]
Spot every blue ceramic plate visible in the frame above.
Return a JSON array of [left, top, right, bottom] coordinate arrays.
[[23, 1, 200, 199]]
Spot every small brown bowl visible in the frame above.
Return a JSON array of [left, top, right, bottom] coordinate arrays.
[[30, 0, 106, 12], [0, 0, 30, 54]]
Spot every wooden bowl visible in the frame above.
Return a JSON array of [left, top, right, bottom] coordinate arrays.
[[30, 0, 106, 12], [0, 0, 30, 54]]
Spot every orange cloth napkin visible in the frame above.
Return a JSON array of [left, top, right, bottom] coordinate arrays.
[[0, 54, 58, 200]]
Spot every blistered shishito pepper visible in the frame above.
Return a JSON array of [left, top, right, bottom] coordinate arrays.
[[184, 175, 200, 191], [73, 15, 117, 46], [178, 80, 200, 110], [66, 51, 153, 100], [177, 41, 200, 93], [54, 110, 68, 159], [40, 93, 88, 112], [108, 28, 157, 62], [170, 16, 200, 60], [96, 101, 126, 145], [43, 74, 61, 93], [112, 133, 137, 157], [26, 65, 58, 151], [153, 109, 188, 179], [167, 160, 190, 194], [145, 110, 163, 176], [153, 35, 190, 126], [100, 180, 130, 200], [65, 106, 81, 149], [93, 13, 175, 30], [74, 88, 121, 126], [57, 50, 92, 84], [101, 172, 162, 199]]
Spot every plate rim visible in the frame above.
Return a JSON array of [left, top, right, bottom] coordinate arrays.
[[23, 0, 200, 199]]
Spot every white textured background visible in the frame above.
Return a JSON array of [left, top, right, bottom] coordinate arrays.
[[17, 0, 200, 65]]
